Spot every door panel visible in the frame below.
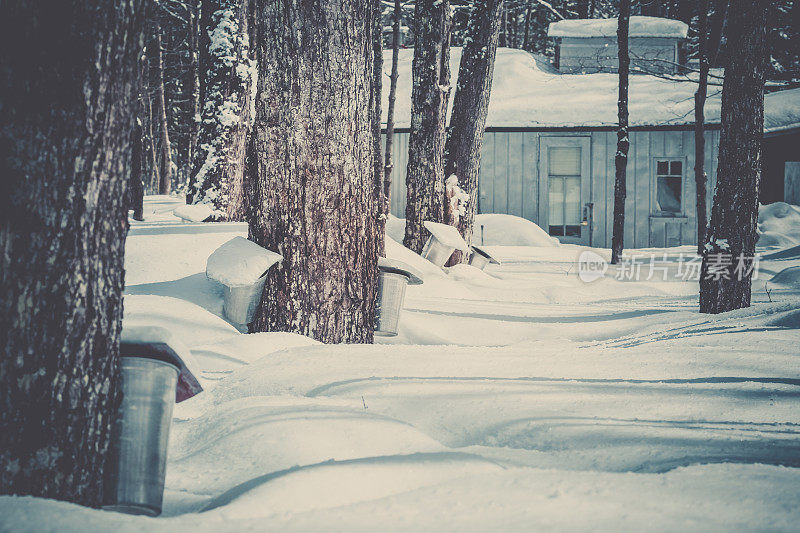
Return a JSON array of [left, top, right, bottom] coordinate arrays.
[[539, 137, 592, 245]]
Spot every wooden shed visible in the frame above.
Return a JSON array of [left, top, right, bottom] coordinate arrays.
[[547, 16, 688, 74], [382, 44, 800, 249]]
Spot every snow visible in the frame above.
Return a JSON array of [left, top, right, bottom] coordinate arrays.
[[764, 87, 800, 133], [473, 213, 559, 247], [758, 202, 800, 249], [378, 256, 424, 285], [205, 236, 282, 287], [381, 47, 800, 133], [3, 194, 800, 531], [548, 16, 689, 39], [423, 220, 470, 252], [173, 203, 215, 222]]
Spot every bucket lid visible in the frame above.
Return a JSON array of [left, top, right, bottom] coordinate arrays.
[[120, 340, 183, 369], [470, 245, 500, 264], [378, 257, 424, 285], [121, 326, 203, 402], [423, 221, 470, 252]]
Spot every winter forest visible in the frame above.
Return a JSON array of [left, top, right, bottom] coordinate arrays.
[[2, 0, 800, 531]]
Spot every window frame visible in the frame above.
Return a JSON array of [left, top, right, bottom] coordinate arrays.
[[651, 156, 686, 217]]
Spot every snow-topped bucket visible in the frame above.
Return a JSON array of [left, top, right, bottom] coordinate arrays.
[[103, 327, 201, 517], [375, 257, 424, 337], [172, 203, 215, 223], [206, 236, 282, 326], [421, 221, 470, 267], [468, 245, 500, 270]]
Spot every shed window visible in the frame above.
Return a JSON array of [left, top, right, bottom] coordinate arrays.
[[655, 159, 683, 214]]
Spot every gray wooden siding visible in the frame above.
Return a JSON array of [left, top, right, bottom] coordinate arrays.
[[559, 36, 679, 73], [385, 128, 720, 249]]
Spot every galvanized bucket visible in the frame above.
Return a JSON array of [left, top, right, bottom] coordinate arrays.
[[468, 245, 499, 271], [222, 273, 268, 325], [468, 250, 491, 270], [422, 236, 455, 268], [374, 258, 423, 337], [103, 346, 180, 516], [374, 270, 409, 337]]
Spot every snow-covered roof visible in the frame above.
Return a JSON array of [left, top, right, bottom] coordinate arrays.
[[764, 87, 800, 134], [548, 16, 688, 39], [381, 47, 800, 132]]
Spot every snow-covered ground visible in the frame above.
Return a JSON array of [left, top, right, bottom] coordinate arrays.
[[2, 195, 799, 531]]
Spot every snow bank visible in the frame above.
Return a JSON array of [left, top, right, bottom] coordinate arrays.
[[758, 202, 800, 249], [173, 203, 216, 222], [764, 87, 800, 133], [385, 214, 406, 244], [771, 266, 800, 288], [123, 295, 239, 348], [548, 16, 689, 38], [206, 236, 282, 287], [473, 213, 558, 247]]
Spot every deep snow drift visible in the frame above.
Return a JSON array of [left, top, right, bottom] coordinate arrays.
[[2, 195, 799, 532]]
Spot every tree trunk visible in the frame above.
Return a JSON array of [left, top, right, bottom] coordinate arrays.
[[707, 0, 729, 67], [443, 0, 504, 265], [383, 0, 402, 244], [522, 6, 531, 51], [611, 0, 630, 265], [403, 0, 452, 254], [699, 0, 767, 314], [0, 0, 144, 506], [373, 0, 385, 255], [694, 0, 709, 255], [246, 0, 379, 344], [186, 0, 202, 204], [130, 122, 146, 221], [189, 0, 255, 220], [152, 0, 173, 196]]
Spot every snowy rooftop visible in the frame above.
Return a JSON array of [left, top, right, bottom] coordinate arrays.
[[382, 47, 800, 132], [548, 16, 689, 39]]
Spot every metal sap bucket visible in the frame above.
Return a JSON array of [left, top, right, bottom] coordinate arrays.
[[422, 236, 455, 268], [375, 258, 424, 337], [103, 342, 181, 516], [421, 221, 470, 268], [222, 272, 268, 325], [468, 245, 500, 271], [469, 250, 490, 270]]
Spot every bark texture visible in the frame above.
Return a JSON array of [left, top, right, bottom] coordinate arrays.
[[611, 0, 630, 265], [694, 0, 710, 255], [382, 0, 402, 248], [444, 0, 504, 265], [700, 0, 767, 314], [189, 0, 255, 221], [372, 0, 385, 255], [403, 0, 452, 254], [130, 122, 145, 221], [246, 0, 379, 344], [152, 0, 173, 195], [0, 0, 144, 505]]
